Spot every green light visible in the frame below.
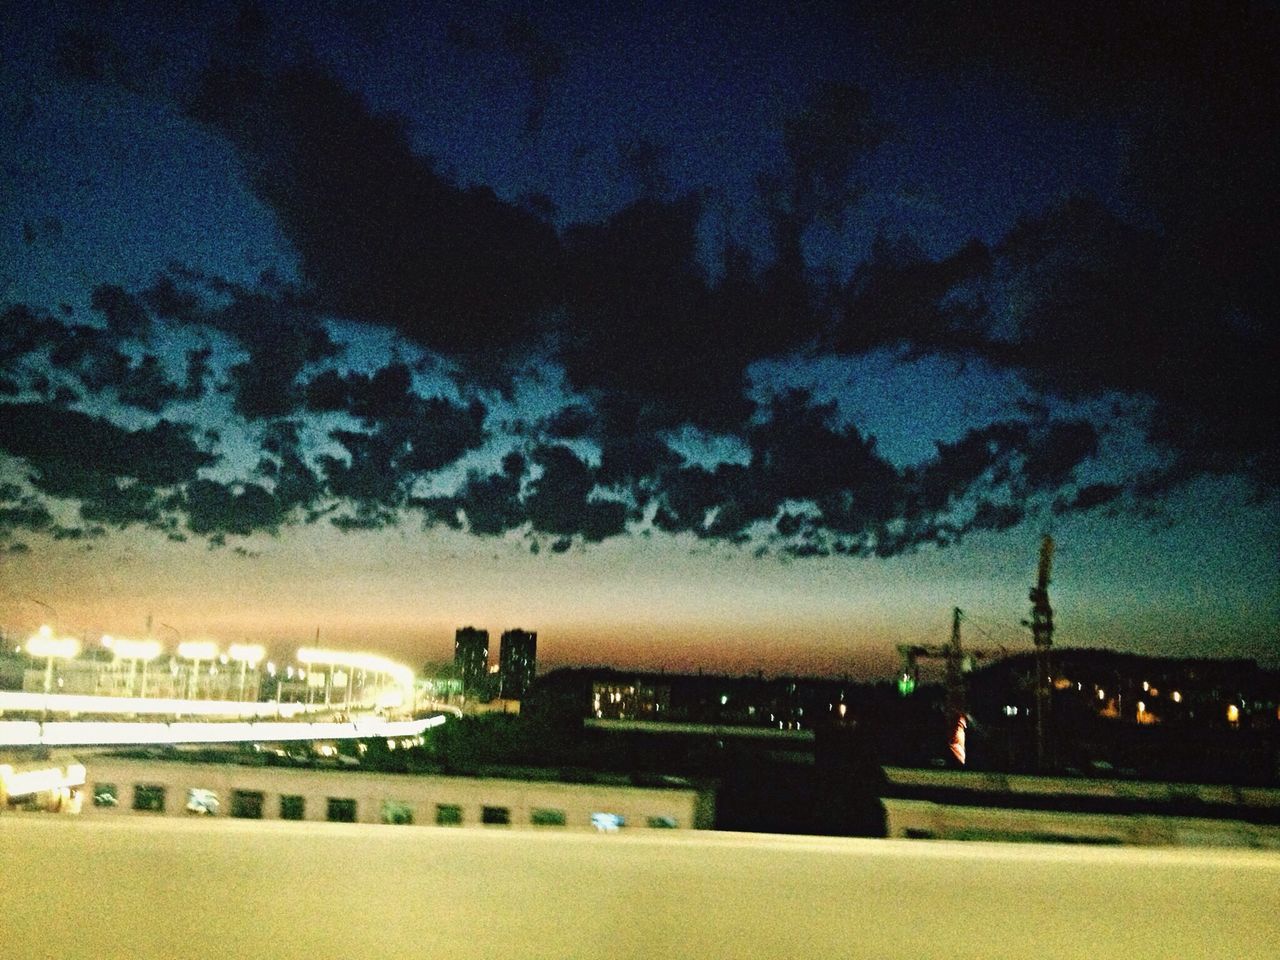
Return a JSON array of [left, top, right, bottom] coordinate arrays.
[[897, 674, 916, 697]]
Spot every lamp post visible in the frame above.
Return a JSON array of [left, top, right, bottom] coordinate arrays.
[[177, 641, 218, 700], [229, 644, 266, 702]]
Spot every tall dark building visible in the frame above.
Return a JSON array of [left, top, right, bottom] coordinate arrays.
[[454, 626, 489, 696], [498, 629, 537, 701]]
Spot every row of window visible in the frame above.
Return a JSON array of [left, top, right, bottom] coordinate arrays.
[[92, 782, 678, 829]]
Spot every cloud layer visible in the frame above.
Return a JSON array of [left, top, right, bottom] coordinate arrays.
[[2, 1, 1274, 558]]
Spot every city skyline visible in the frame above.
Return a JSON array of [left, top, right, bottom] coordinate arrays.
[[1, 2, 1276, 678]]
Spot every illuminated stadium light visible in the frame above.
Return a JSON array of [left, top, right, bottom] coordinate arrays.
[[26, 633, 80, 660], [177, 640, 218, 661], [229, 643, 266, 665], [110, 638, 163, 661]]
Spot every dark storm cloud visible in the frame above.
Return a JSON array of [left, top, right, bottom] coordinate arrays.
[[832, 234, 992, 354], [7, 2, 1268, 560], [858, 0, 1280, 491], [90, 284, 152, 340], [209, 282, 339, 420], [183, 478, 287, 537], [0, 496, 54, 539], [645, 397, 1102, 558], [307, 363, 489, 522], [0, 402, 215, 532], [524, 445, 628, 543], [501, 12, 565, 137], [256, 420, 324, 515], [187, 42, 561, 373], [6, 296, 214, 415], [444, 9, 566, 137], [413, 444, 631, 546], [413, 451, 527, 536], [0, 402, 215, 491]]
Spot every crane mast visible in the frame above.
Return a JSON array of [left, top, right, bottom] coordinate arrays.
[[897, 607, 1002, 765], [1026, 534, 1055, 770]]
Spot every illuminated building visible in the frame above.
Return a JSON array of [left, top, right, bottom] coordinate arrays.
[[498, 629, 537, 701], [592, 680, 671, 720], [453, 627, 489, 697]]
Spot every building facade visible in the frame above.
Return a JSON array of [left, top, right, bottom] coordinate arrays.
[[70, 757, 714, 831], [453, 627, 489, 697], [498, 629, 537, 701]]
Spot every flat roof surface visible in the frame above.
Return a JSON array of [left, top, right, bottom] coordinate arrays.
[[3, 817, 1277, 959]]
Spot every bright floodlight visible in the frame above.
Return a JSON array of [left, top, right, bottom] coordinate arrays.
[[229, 643, 266, 665], [27, 635, 80, 659], [112, 638, 162, 661], [177, 640, 218, 661]]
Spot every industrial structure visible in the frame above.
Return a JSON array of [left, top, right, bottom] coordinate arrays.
[[896, 608, 1004, 766], [896, 534, 1056, 769], [1023, 533, 1056, 770]]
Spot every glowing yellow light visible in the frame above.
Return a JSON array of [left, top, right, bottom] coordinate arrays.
[[26, 635, 80, 659], [1171, 691, 1182, 703], [1137, 701, 1146, 713], [1226, 704, 1240, 724], [177, 641, 218, 661]]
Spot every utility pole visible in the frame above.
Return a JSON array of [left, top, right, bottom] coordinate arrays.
[[1024, 534, 1055, 772]]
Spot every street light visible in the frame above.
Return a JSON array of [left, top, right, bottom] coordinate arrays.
[[177, 641, 218, 700], [229, 644, 265, 702]]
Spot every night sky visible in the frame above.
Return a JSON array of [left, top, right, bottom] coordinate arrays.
[[1, 1, 1276, 675]]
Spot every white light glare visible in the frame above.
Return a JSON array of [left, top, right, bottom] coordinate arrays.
[[177, 641, 218, 660], [296, 647, 415, 688], [229, 643, 266, 665], [26, 635, 80, 659], [111, 638, 162, 661]]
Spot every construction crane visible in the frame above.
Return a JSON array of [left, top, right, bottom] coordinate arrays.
[[1022, 533, 1055, 771], [897, 607, 1004, 765]]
